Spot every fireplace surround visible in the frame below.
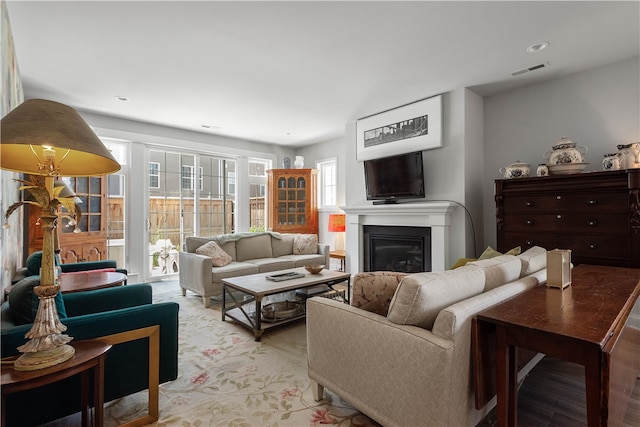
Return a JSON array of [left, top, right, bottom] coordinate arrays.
[[342, 202, 457, 273]]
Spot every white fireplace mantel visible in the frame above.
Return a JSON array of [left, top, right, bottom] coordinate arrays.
[[341, 201, 457, 273]]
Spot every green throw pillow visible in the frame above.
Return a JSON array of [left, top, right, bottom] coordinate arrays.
[[478, 245, 521, 260], [8, 276, 67, 326]]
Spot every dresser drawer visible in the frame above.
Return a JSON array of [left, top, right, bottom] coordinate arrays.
[[501, 213, 629, 234], [500, 232, 630, 264], [502, 192, 627, 214]]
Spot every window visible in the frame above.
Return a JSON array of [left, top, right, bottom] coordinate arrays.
[[199, 167, 204, 191], [248, 158, 270, 231], [228, 172, 236, 195], [108, 174, 125, 197], [182, 165, 194, 190], [316, 158, 337, 208], [149, 162, 160, 189]]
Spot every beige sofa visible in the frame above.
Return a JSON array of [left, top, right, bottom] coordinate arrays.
[[179, 232, 329, 307], [306, 246, 548, 427]]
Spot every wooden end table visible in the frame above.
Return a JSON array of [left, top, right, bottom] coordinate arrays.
[[59, 271, 127, 294], [1, 339, 112, 427], [329, 250, 346, 271], [473, 264, 640, 426], [4, 271, 127, 301]]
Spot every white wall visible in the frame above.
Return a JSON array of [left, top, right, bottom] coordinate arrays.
[[482, 57, 640, 248], [339, 89, 483, 270], [295, 135, 347, 248]]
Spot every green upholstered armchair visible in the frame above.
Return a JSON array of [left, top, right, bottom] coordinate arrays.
[[1, 283, 178, 426], [11, 250, 128, 285]]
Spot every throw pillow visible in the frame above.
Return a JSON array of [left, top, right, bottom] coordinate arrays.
[[450, 257, 476, 269], [351, 272, 409, 316], [387, 268, 485, 330], [293, 234, 318, 255], [196, 241, 232, 267], [478, 245, 521, 260], [8, 276, 67, 326]]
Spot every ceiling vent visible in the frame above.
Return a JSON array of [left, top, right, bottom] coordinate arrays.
[[512, 62, 550, 76]]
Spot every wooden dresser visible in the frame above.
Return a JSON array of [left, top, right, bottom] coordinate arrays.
[[495, 169, 640, 268]]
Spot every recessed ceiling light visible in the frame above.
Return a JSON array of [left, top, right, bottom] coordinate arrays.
[[115, 96, 129, 102], [526, 42, 549, 53]]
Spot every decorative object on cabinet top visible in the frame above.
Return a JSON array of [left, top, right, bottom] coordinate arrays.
[[499, 161, 530, 179], [548, 162, 588, 175], [544, 136, 588, 165], [616, 142, 640, 170]]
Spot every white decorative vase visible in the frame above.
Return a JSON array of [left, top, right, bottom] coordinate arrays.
[[294, 156, 304, 169]]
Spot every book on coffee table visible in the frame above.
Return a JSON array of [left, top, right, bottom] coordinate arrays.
[[265, 271, 305, 281]]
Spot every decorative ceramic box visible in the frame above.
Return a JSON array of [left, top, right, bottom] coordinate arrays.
[[547, 249, 572, 288]]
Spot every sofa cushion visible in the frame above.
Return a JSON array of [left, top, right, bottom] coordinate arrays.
[[387, 268, 485, 330], [351, 272, 409, 316], [236, 234, 273, 261], [210, 262, 259, 283], [272, 234, 295, 257], [279, 253, 326, 267], [8, 276, 67, 326], [293, 234, 318, 255], [518, 245, 547, 277], [466, 255, 522, 292], [196, 241, 233, 267], [249, 258, 296, 272]]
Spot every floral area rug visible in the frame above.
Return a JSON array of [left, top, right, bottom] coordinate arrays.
[[103, 282, 380, 427]]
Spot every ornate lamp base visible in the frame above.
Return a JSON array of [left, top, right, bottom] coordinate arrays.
[[14, 344, 75, 371]]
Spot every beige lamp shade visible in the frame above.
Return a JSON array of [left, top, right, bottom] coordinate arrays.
[[1, 99, 120, 176]]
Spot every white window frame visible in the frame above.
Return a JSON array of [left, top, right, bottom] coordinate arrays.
[[149, 162, 160, 189], [227, 171, 236, 195], [182, 165, 194, 190], [316, 157, 337, 209]]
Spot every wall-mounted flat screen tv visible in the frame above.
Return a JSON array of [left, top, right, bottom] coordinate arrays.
[[364, 151, 425, 204]]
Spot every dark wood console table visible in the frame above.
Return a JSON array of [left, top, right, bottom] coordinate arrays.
[[473, 264, 640, 426]]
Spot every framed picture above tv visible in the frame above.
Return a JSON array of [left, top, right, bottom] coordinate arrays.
[[356, 95, 442, 161]]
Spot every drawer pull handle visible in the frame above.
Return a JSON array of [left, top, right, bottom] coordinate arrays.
[[556, 215, 562, 219], [556, 195, 562, 200], [587, 220, 597, 226], [526, 220, 534, 225], [589, 243, 598, 250], [587, 199, 597, 206], [525, 201, 534, 207], [525, 240, 534, 246]]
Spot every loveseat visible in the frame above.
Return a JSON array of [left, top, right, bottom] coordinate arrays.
[[179, 232, 329, 307], [1, 282, 178, 426], [307, 246, 548, 427]]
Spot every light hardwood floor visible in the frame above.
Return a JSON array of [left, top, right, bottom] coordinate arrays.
[[478, 356, 640, 426]]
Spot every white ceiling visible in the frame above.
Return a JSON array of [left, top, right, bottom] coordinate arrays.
[[6, 1, 640, 147]]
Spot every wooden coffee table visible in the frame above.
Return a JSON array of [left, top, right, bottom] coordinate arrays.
[[222, 267, 351, 340]]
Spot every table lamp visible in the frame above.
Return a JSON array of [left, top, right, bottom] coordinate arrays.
[[1, 99, 120, 370], [327, 213, 346, 251]]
